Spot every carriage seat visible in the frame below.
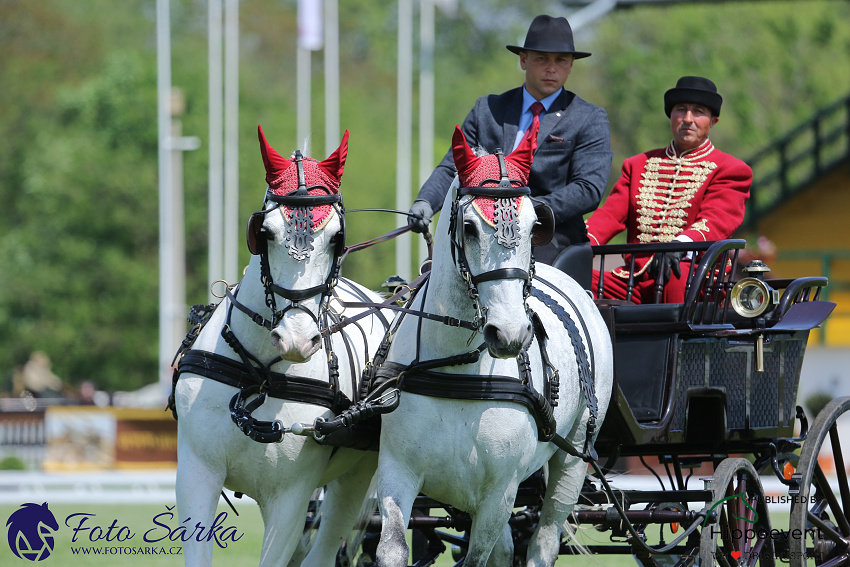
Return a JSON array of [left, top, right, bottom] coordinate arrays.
[[610, 302, 683, 324], [595, 299, 683, 325], [551, 243, 592, 290]]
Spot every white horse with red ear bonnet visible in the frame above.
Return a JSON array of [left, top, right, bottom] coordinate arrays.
[[373, 123, 614, 567], [172, 127, 387, 567]]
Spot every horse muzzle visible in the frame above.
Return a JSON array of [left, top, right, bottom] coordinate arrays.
[[482, 318, 533, 359], [270, 326, 322, 362]]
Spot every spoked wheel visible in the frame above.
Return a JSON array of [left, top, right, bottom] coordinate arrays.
[[789, 396, 850, 567], [700, 458, 775, 566]]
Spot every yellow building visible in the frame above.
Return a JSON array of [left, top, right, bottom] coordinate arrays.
[[740, 96, 850, 346]]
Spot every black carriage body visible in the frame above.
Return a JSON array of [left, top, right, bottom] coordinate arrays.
[[592, 240, 829, 457], [596, 322, 810, 455]]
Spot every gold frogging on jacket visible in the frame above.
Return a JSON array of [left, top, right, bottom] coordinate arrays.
[[634, 149, 718, 243]]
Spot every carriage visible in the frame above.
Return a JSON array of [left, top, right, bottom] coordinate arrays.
[[337, 237, 843, 567], [172, 125, 844, 567]]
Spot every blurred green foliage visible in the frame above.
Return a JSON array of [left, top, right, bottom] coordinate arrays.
[[0, 0, 847, 392]]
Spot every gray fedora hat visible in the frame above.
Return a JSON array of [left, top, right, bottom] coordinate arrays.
[[664, 76, 723, 117], [506, 15, 591, 59]]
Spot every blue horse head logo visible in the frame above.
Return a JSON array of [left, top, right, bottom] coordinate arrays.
[[6, 502, 59, 561]]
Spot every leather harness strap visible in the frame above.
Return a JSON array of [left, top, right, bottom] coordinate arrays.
[[175, 349, 347, 412]]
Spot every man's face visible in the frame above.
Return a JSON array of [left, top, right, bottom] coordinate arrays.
[[670, 103, 719, 152], [519, 50, 573, 100]]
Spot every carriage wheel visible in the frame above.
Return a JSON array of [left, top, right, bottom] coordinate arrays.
[[699, 457, 775, 566], [788, 396, 850, 567]]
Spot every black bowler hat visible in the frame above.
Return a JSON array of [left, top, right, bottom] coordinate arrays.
[[664, 76, 723, 117], [506, 15, 591, 59]]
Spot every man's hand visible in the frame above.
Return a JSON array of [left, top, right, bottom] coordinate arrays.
[[648, 251, 684, 282], [407, 200, 433, 233]]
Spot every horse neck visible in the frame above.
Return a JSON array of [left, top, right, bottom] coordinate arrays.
[[392, 204, 480, 362]]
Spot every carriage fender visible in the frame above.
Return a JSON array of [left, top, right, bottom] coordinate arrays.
[[770, 300, 835, 332]]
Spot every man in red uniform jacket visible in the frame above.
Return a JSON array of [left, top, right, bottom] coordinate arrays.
[[585, 76, 752, 303]]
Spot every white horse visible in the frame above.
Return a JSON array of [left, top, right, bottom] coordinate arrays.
[[172, 127, 387, 567], [374, 125, 614, 567]]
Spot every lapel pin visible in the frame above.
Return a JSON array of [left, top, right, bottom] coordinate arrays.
[[556, 112, 562, 117]]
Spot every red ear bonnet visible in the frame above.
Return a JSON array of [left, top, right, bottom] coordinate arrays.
[[451, 121, 537, 188], [318, 129, 348, 184], [258, 124, 293, 187], [257, 125, 349, 196], [451, 125, 483, 184], [507, 118, 538, 179]]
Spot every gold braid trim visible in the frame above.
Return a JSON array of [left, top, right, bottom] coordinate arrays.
[[634, 155, 716, 243]]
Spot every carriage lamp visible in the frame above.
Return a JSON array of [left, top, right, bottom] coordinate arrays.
[[730, 261, 780, 319]]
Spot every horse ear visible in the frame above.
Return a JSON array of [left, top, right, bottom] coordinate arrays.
[[506, 118, 538, 176], [451, 125, 481, 182], [258, 125, 293, 185], [318, 129, 349, 186]]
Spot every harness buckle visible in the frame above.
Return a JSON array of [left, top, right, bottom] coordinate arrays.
[[272, 420, 285, 443], [446, 317, 461, 328]]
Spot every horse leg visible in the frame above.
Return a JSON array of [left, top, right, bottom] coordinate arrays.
[[298, 452, 378, 567], [176, 427, 226, 567], [376, 463, 421, 567], [525, 448, 585, 567], [463, 484, 519, 567], [257, 480, 318, 567], [486, 524, 515, 567]]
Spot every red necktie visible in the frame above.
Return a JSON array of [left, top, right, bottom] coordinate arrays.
[[530, 101, 545, 127]]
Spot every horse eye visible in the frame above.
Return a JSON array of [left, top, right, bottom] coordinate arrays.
[[463, 220, 478, 238]]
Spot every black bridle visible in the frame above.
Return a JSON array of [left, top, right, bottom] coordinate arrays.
[[448, 150, 535, 330], [240, 151, 347, 333], [221, 152, 352, 443]]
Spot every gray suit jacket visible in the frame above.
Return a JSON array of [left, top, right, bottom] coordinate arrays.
[[418, 87, 613, 263]]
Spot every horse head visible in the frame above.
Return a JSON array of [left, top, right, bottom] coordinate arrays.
[[440, 123, 554, 358], [249, 126, 349, 362]]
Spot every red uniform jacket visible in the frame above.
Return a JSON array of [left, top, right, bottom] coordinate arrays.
[[586, 139, 752, 279]]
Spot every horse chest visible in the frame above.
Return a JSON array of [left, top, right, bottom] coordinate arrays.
[[384, 396, 543, 472]]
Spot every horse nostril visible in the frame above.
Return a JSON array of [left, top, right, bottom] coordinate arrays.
[[483, 324, 504, 346], [310, 334, 321, 349]]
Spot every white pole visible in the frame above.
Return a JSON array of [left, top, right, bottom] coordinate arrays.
[[418, 0, 434, 265], [297, 0, 322, 152], [223, 0, 239, 284], [208, 0, 224, 300], [324, 0, 339, 155], [297, 47, 311, 151], [396, 0, 413, 281], [171, 114, 187, 364], [156, 0, 175, 399], [171, 90, 201, 361]]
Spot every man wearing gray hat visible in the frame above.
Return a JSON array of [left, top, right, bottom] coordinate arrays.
[[408, 14, 613, 283], [586, 76, 753, 304]]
